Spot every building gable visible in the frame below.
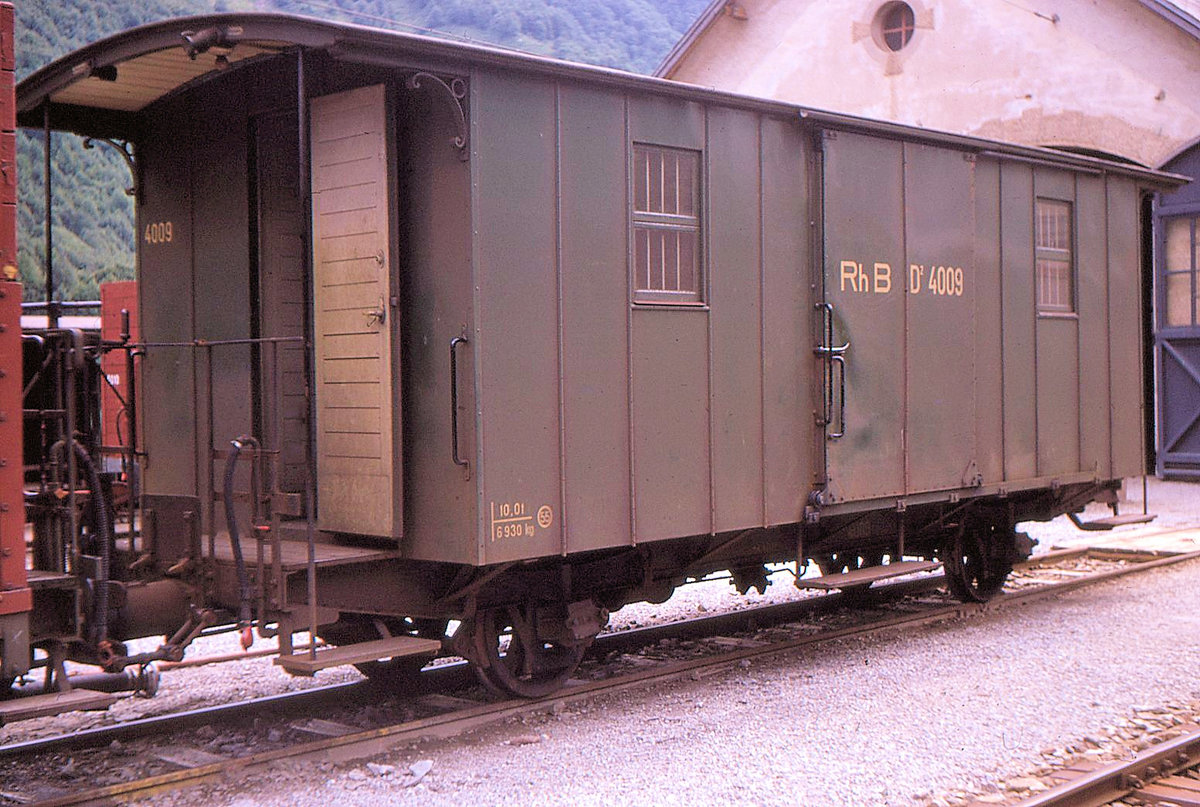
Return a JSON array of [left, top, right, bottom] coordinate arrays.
[[661, 0, 1200, 166]]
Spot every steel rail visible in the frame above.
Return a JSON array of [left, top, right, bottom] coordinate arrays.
[[8, 547, 1199, 807], [0, 570, 945, 759], [1011, 724, 1200, 807]]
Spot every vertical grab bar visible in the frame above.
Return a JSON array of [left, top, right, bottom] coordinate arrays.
[[449, 335, 470, 475], [829, 354, 847, 439], [813, 302, 849, 441]]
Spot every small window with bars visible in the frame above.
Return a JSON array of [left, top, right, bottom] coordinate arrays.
[[1035, 199, 1074, 314], [632, 144, 702, 305]]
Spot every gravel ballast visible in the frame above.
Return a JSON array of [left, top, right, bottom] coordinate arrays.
[[148, 513, 1200, 805], [7, 479, 1197, 806]]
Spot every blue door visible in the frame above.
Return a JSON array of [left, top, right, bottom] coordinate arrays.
[[1156, 144, 1200, 478]]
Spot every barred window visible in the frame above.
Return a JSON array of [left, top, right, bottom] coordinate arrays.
[[632, 144, 702, 305], [1035, 199, 1074, 314]]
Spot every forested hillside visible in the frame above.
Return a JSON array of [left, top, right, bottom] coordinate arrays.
[[14, 0, 708, 300]]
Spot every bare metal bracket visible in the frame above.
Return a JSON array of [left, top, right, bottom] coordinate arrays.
[[405, 72, 469, 161], [83, 137, 138, 199]]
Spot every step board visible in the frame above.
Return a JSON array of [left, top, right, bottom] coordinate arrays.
[[798, 559, 942, 591], [1071, 513, 1157, 531], [0, 689, 119, 724], [275, 635, 441, 676], [26, 569, 79, 590]]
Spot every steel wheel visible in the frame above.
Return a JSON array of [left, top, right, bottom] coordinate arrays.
[[472, 604, 585, 699], [943, 519, 1012, 603]]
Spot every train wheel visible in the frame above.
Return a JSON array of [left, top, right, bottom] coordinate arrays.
[[942, 519, 1012, 603], [471, 604, 586, 699]]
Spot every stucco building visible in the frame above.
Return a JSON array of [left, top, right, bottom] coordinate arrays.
[[658, 0, 1200, 478]]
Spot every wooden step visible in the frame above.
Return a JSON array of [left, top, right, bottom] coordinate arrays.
[[797, 559, 942, 591], [209, 531, 398, 572], [275, 635, 441, 676], [26, 569, 78, 590], [1069, 512, 1156, 531], [0, 689, 118, 725]]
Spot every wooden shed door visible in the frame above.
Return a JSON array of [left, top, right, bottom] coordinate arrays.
[[310, 84, 401, 538]]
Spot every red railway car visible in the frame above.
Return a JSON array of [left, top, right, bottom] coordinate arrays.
[[0, 0, 31, 694]]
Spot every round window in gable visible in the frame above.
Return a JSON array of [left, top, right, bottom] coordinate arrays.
[[876, 1, 915, 51]]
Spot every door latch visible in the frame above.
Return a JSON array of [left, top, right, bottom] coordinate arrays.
[[365, 303, 386, 327]]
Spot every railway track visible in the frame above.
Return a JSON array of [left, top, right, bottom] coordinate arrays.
[[996, 724, 1200, 807], [2, 545, 1197, 807]]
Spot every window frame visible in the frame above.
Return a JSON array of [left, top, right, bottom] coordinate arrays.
[[878, 2, 916, 52], [1162, 213, 1199, 328], [630, 143, 704, 307], [1034, 197, 1076, 316]]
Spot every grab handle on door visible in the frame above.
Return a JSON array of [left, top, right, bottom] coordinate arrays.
[[813, 302, 849, 357], [829, 354, 846, 440], [814, 302, 849, 439], [450, 335, 470, 476]]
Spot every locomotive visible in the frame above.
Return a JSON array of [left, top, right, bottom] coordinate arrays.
[[0, 9, 1183, 704]]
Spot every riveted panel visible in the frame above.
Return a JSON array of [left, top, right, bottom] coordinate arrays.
[[1075, 173, 1111, 478], [192, 97, 252, 531], [631, 307, 710, 541], [761, 116, 811, 525], [139, 108, 197, 498], [708, 105, 764, 530], [973, 158, 1004, 484], [559, 84, 631, 553], [628, 93, 704, 151], [821, 131, 905, 502], [396, 82, 476, 563], [1035, 317, 1081, 476], [904, 142, 977, 494], [1033, 169, 1081, 476], [1000, 162, 1037, 481], [472, 71, 561, 563], [1107, 176, 1145, 478]]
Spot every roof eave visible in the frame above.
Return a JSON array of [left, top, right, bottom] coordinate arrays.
[[653, 0, 726, 78], [16, 102, 144, 140], [1135, 0, 1200, 41], [14, 11, 1186, 190], [16, 13, 345, 119]]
